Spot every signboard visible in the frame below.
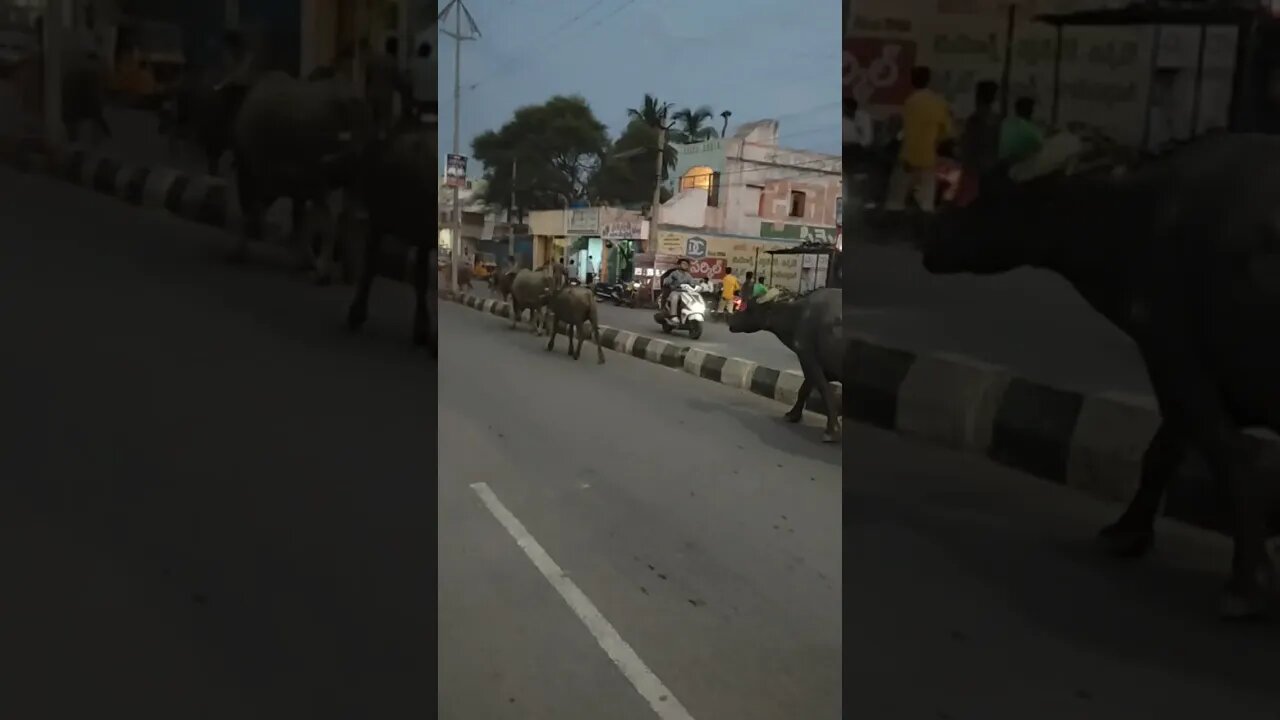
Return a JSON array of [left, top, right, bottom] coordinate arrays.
[[445, 154, 467, 188], [845, 36, 917, 104], [654, 230, 819, 292], [759, 222, 837, 244], [567, 208, 600, 235], [599, 208, 645, 240], [685, 236, 707, 258]]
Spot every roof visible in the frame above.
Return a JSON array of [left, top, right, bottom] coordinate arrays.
[[763, 241, 840, 256], [1036, 4, 1260, 27]]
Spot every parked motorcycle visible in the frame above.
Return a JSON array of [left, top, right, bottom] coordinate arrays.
[[593, 280, 640, 307], [653, 283, 706, 340]]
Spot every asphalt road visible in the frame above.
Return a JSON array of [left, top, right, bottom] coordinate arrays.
[[443, 301, 1280, 719], [848, 241, 1152, 397], [0, 165, 436, 718]]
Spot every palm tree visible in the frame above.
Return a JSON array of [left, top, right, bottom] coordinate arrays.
[[626, 93, 672, 129], [672, 105, 718, 143], [720, 110, 732, 137]]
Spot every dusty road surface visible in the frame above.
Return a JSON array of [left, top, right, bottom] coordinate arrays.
[[0, 165, 435, 719], [442, 301, 1280, 720]]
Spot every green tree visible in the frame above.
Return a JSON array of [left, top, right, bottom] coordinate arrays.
[[626, 93, 672, 128], [589, 119, 677, 206], [672, 105, 719, 143], [470, 95, 609, 213]]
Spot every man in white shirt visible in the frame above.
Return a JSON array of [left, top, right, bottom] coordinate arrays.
[[584, 255, 596, 284], [843, 98, 873, 149]]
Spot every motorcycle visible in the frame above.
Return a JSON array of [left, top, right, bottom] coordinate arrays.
[[653, 283, 706, 340], [593, 280, 640, 307]]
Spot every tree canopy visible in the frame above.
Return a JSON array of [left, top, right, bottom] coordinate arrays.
[[469, 92, 731, 213], [470, 95, 609, 215]]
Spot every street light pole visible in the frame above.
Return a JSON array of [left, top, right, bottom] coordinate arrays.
[[507, 156, 517, 262], [440, 0, 479, 293], [647, 126, 666, 305]]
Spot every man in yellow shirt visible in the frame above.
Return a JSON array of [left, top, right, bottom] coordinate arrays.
[[720, 267, 741, 316], [885, 65, 953, 213]]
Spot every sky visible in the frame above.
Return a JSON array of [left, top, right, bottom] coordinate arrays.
[[436, 0, 841, 177]]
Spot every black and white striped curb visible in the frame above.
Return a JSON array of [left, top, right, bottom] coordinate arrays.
[[442, 291, 842, 416], [844, 333, 1280, 535], [0, 144, 421, 280]]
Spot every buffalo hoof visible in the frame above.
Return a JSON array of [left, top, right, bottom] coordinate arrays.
[[821, 428, 841, 443], [1097, 523, 1154, 558], [597, 357, 605, 365], [1219, 585, 1270, 622], [784, 410, 804, 424], [225, 249, 249, 265], [313, 272, 333, 287], [347, 304, 368, 332]]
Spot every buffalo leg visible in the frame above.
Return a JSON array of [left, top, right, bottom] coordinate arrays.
[[347, 222, 384, 332], [412, 240, 435, 355], [510, 302, 521, 330], [231, 161, 260, 263], [289, 197, 313, 273], [1151, 347, 1269, 618], [590, 318, 605, 364], [312, 196, 340, 286], [546, 312, 559, 351], [785, 377, 813, 423], [567, 321, 577, 357], [1098, 422, 1186, 558]]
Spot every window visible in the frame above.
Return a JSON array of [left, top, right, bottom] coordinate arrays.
[[745, 185, 763, 216], [707, 172, 721, 207], [679, 166, 716, 193], [789, 190, 806, 218]]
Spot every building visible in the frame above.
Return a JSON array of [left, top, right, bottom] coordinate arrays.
[[664, 119, 842, 243]]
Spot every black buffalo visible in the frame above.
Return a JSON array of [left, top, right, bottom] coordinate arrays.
[[729, 287, 844, 442], [923, 132, 1280, 619]]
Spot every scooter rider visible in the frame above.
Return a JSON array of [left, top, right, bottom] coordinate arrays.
[[661, 257, 697, 319]]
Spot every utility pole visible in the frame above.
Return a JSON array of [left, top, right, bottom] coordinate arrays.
[[507, 156, 517, 263], [440, 0, 480, 292], [647, 126, 667, 306]]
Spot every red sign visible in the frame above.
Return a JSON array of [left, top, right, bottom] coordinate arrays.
[[844, 37, 916, 106], [690, 258, 725, 279]]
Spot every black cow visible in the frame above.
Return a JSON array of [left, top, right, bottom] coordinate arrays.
[[729, 287, 844, 442], [923, 132, 1280, 619]]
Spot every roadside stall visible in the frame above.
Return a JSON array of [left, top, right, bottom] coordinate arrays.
[[762, 242, 841, 294]]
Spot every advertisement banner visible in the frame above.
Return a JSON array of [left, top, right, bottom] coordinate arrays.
[[599, 208, 645, 240], [445, 154, 467, 188]]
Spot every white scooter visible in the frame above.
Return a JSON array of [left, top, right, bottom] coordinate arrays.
[[654, 283, 706, 340]]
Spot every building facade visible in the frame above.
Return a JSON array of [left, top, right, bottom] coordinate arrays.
[[663, 119, 842, 246]]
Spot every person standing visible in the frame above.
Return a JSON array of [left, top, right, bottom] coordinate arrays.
[[885, 66, 953, 213], [584, 254, 596, 284], [999, 96, 1045, 166], [958, 80, 1002, 205], [720, 266, 741, 316]]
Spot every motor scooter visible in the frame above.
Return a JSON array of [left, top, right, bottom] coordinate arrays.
[[653, 283, 706, 340]]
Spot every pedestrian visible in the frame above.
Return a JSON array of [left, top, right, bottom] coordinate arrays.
[[958, 80, 1002, 205], [843, 98, 874, 152], [999, 96, 1045, 166], [753, 275, 769, 299], [720, 266, 741, 316], [885, 65, 953, 214], [567, 258, 577, 283], [584, 254, 596, 284]]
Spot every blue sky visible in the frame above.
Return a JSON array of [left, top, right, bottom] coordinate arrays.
[[437, 0, 841, 176]]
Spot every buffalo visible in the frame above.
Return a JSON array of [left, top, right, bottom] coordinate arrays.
[[544, 284, 605, 364], [344, 114, 437, 357], [158, 73, 249, 176], [729, 287, 844, 442], [508, 264, 564, 335], [922, 131, 1280, 619], [230, 71, 372, 280]]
